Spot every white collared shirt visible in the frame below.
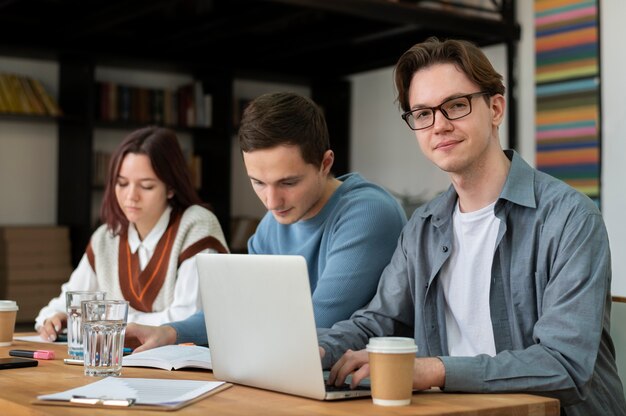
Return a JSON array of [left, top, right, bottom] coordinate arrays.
[[127, 206, 172, 270]]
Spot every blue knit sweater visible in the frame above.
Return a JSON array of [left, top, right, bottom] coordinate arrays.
[[169, 173, 407, 343]]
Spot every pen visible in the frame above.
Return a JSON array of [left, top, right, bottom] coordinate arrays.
[[9, 349, 55, 360]]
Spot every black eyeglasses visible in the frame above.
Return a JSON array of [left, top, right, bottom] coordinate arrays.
[[401, 91, 490, 131]]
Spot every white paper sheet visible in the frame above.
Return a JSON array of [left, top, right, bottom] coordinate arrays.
[[37, 377, 225, 406], [13, 334, 66, 345]]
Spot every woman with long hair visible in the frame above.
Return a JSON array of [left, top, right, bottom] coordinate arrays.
[[36, 126, 228, 341]]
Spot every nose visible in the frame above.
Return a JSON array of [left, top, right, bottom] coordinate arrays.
[[432, 108, 453, 133], [265, 186, 283, 210], [127, 184, 140, 202]]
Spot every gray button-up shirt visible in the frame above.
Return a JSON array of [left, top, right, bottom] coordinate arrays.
[[319, 150, 625, 415]]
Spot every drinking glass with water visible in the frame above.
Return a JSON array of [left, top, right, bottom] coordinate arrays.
[[81, 299, 128, 377], [65, 291, 106, 359]]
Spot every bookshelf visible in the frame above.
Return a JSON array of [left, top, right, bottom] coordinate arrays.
[[0, 72, 61, 117], [56, 56, 233, 265]]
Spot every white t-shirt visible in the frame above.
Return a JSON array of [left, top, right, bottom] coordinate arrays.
[[440, 200, 500, 357]]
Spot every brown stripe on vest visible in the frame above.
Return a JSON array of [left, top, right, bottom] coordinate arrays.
[[118, 212, 182, 312], [178, 236, 229, 266]]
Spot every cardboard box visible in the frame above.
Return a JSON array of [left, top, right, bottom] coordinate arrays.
[[0, 226, 69, 242], [0, 226, 72, 323], [6, 281, 65, 323], [0, 266, 73, 283]]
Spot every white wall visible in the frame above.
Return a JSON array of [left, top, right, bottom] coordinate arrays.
[[0, 57, 58, 224], [599, 0, 626, 397], [600, 1, 626, 298]]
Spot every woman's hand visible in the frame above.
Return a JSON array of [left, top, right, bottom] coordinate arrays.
[[37, 312, 67, 341]]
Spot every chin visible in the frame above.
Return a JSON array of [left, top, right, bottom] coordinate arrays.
[[124, 214, 140, 223], [271, 212, 300, 225]]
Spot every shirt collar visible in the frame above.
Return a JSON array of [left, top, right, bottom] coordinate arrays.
[[127, 205, 173, 253], [419, 149, 537, 225], [498, 149, 537, 209]]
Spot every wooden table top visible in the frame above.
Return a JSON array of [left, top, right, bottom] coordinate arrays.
[[0, 334, 560, 415]]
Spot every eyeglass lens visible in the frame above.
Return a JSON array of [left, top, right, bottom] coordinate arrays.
[[406, 96, 473, 130]]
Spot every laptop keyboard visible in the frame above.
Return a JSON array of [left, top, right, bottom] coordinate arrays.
[[322, 371, 371, 392], [325, 383, 370, 392]]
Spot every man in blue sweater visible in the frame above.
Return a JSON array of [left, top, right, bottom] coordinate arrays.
[[126, 92, 407, 350]]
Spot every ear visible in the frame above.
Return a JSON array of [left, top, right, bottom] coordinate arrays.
[[167, 189, 174, 200], [320, 150, 334, 175], [490, 94, 506, 127]]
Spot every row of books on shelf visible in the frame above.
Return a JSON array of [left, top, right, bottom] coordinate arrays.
[[0, 73, 62, 116], [92, 151, 202, 189], [96, 81, 212, 128]]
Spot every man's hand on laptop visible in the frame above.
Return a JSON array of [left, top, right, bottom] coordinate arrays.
[[326, 349, 370, 389], [125, 323, 177, 353], [326, 349, 446, 392]]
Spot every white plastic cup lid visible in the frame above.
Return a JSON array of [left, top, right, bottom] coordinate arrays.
[[0, 300, 19, 312], [366, 337, 417, 354]]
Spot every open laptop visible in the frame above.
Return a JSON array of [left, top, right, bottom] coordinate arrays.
[[196, 253, 371, 400]]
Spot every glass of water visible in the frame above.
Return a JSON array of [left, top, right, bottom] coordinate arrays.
[[65, 291, 106, 359], [81, 299, 128, 377]]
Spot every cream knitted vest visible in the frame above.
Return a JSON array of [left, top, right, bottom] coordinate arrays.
[[89, 205, 227, 312]]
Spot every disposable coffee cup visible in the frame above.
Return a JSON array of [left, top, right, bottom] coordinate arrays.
[[366, 337, 418, 406], [0, 300, 19, 347]]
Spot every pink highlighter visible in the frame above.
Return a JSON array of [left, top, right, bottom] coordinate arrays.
[[9, 349, 55, 360]]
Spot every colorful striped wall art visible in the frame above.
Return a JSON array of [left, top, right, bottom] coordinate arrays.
[[535, 0, 600, 204]]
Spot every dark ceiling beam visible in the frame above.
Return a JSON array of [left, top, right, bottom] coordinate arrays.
[[61, 0, 177, 40], [166, 8, 314, 50], [0, 0, 20, 12], [263, 0, 520, 43]]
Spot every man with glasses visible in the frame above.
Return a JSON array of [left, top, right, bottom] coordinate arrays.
[[319, 37, 625, 415]]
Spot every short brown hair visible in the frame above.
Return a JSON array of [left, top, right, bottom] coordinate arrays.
[[238, 92, 330, 166], [100, 126, 203, 234], [394, 37, 505, 112]]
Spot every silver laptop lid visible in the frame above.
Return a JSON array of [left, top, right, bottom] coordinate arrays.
[[197, 253, 329, 400]]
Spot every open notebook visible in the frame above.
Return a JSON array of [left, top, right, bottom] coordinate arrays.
[[123, 345, 212, 371], [196, 253, 371, 400]]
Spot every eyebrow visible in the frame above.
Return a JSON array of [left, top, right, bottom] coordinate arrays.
[[249, 175, 303, 184], [116, 175, 158, 183], [411, 92, 472, 110]]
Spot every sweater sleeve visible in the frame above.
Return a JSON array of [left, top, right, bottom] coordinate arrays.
[[318, 227, 417, 368], [311, 194, 406, 328], [166, 311, 208, 345]]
